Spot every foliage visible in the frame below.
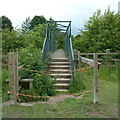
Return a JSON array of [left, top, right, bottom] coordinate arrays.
[[30, 15, 46, 29], [2, 29, 26, 53], [19, 45, 55, 102], [73, 8, 120, 53], [0, 16, 13, 31], [55, 33, 64, 49], [19, 88, 48, 102], [2, 63, 118, 118], [69, 71, 85, 93], [21, 17, 31, 33], [2, 24, 46, 53], [33, 73, 55, 96], [2, 69, 9, 102]]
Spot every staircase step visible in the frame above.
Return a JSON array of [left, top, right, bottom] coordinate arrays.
[[50, 73, 71, 77], [50, 69, 70, 73], [54, 83, 69, 86], [55, 89, 68, 92], [51, 65, 70, 69], [56, 78, 71, 82], [52, 58, 69, 62], [51, 62, 70, 65]]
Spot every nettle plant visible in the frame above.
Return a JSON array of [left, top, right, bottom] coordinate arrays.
[[19, 45, 55, 102]]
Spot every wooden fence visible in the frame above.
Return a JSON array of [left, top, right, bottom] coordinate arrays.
[[74, 49, 120, 104], [4, 52, 33, 104], [2, 50, 120, 104]]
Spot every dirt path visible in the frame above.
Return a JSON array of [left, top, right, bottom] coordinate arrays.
[[2, 94, 84, 106]]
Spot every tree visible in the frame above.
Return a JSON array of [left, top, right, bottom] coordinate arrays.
[[0, 16, 13, 31], [21, 17, 31, 33], [73, 8, 120, 53], [49, 17, 54, 21], [2, 29, 26, 53], [30, 15, 46, 29]]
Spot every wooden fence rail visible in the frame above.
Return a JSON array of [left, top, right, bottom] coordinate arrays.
[[5, 50, 119, 104], [73, 49, 119, 104]]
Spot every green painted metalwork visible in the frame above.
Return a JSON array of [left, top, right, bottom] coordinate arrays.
[[42, 21, 74, 80], [64, 21, 74, 80], [42, 22, 56, 60]]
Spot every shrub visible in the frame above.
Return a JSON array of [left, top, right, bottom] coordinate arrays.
[[2, 69, 9, 102], [69, 71, 85, 93], [19, 45, 55, 102]]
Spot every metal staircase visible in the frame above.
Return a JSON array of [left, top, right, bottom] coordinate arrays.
[[42, 21, 74, 91]]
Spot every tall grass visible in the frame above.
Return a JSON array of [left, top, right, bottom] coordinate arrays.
[[2, 69, 9, 102]]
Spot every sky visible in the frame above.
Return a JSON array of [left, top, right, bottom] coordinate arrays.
[[1, 0, 119, 35]]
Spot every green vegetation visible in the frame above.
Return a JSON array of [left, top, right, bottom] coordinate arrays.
[[1, 7, 119, 118], [2, 69, 9, 102], [0, 16, 13, 31], [30, 15, 46, 30], [73, 8, 120, 53], [69, 71, 85, 93], [18, 45, 55, 102], [2, 64, 118, 118]]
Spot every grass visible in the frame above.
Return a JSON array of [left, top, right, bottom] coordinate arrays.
[[2, 62, 118, 118], [2, 69, 9, 102]]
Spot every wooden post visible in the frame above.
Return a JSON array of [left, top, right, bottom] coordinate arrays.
[[93, 53, 98, 104], [106, 49, 110, 66], [29, 82, 33, 89], [78, 51, 82, 80], [106, 49, 110, 54], [78, 51, 80, 69], [8, 52, 18, 104]]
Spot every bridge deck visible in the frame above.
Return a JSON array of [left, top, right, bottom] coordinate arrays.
[[51, 49, 68, 59]]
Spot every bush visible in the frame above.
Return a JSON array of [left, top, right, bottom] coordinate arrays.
[[34, 73, 56, 96], [19, 45, 55, 102], [2, 69, 9, 102], [19, 88, 49, 102], [69, 71, 85, 93]]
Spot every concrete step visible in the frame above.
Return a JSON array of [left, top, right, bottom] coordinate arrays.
[[54, 83, 69, 87], [51, 65, 70, 69], [51, 62, 70, 65], [55, 89, 68, 92], [52, 58, 69, 62], [50, 69, 70, 73], [50, 73, 71, 78], [56, 78, 71, 83]]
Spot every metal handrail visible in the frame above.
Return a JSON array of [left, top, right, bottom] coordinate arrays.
[[64, 22, 74, 80], [42, 22, 56, 61], [42, 21, 75, 80]]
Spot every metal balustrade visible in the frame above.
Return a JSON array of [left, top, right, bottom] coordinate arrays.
[[42, 21, 74, 80]]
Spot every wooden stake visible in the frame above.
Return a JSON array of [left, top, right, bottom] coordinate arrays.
[[8, 52, 18, 104], [78, 51, 82, 80], [93, 53, 98, 104]]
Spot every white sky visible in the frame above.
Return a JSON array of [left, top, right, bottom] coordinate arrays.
[[1, 0, 119, 35]]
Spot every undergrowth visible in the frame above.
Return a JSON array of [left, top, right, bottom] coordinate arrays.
[[18, 45, 56, 102], [69, 71, 86, 93], [2, 69, 9, 102]]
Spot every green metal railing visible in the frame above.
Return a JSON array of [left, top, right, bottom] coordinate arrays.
[[64, 21, 74, 80], [42, 21, 74, 80], [42, 22, 56, 60]]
